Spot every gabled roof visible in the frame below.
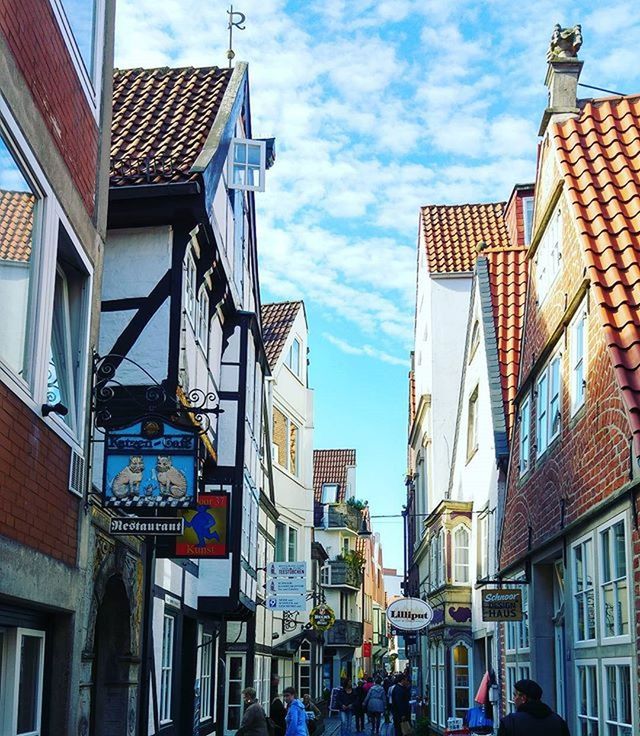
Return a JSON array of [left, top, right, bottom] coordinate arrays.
[[421, 202, 510, 273], [478, 246, 528, 442], [261, 301, 303, 368], [552, 95, 640, 448], [0, 190, 35, 262], [110, 66, 233, 187], [313, 449, 356, 504]]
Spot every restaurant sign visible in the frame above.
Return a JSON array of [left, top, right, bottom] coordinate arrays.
[[481, 589, 524, 622], [386, 597, 433, 631], [103, 419, 198, 509], [309, 604, 336, 631]]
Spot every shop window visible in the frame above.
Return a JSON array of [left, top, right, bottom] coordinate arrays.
[[451, 643, 471, 719], [576, 663, 598, 736]]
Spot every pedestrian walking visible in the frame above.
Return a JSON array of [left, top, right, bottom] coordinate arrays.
[[390, 674, 410, 736], [497, 679, 570, 736], [354, 679, 367, 733], [270, 698, 287, 736], [363, 677, 386, 735], [237, 688, 268, 736], [284, 687, 308, 736], [336, 678, 358, 736], [302, 694, 321, 735]]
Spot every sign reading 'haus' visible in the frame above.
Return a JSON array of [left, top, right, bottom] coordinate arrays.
[[386, 597, 433, 631], [481, 589, 524, 622]]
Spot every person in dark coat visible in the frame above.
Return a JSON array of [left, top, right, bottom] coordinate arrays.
[[363, 677, 387, 735], [270, 697, 287, 736], [353, 679, 366, 733], [498, 679, 570, 736], [237, 688, 268, 736], [336, 678, 358, 736], [390, 675, 410, 736]]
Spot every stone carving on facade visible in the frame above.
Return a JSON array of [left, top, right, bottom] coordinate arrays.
[[547, 24, 583, 61]]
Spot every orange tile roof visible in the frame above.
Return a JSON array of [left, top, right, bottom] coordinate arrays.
[[421, 202, 510, 273], [483, 246, 528, 437], [110, 66, 233, 186], [553, 95, 640, 447], [0, 190, 35, 262], [261, 301, 303, 368], [313, 449, 356, 504]]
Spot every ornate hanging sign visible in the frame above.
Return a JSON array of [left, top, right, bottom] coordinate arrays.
[[386, 597, 433, 631], [309, 604, 336, 631], [481, 589, 523, 622], [102, 418, 198, 509]]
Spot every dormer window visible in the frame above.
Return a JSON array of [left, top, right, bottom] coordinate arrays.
[[228, 138, 266, 192], [286, 337, 301, 377], [321, 483, 339, 504]]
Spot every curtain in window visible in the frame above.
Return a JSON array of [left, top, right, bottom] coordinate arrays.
[[49, 269, 76, 429]]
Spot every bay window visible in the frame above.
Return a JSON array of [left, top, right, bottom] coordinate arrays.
[[453, 525, 470, 584]]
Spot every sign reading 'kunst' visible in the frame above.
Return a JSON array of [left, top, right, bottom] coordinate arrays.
[[481, 589, 524, 622]]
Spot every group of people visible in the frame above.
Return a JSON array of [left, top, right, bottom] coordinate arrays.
[[236, 686, 321, 736], [335, 673, 411, 736]]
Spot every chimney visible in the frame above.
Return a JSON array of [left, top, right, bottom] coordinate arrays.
[[538, 23, 583, 136]]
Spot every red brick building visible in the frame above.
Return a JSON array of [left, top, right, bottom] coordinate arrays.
[[0, 2, 115, 733], [500, 42, 640, 733]]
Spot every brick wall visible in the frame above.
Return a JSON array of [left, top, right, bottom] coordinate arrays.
[[0, 383, 78, 566], [0, 0, 98, 215], [500, 177, 634, 569], [504, 186, 533, 249]]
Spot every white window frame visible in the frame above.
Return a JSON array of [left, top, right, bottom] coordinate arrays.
[[429, 643, 437, 725], [505, 576, 529, 654], [272, 406, 300, 477], [0, 627, 46, 736], [535, 206, 562, 302], [184, 251, 197, 326], [321, 483, 338, 504], [437, 642, 445, 728], [601, 657, 633, 736], [575, 660, 599, 736], [160, 613, 175, 724], [598, 513, 631, 644], [225, 653, 246, 735], [476, 511, 488, 580], [523, 196, 534, 246], [519, 395, 531, 476], [47, 0, 106, 120], [451, 641, 472, 719], [0, 101, 93, 453], [287, 526, 298, 562], [466, 386, 479, 460], [572, 532, 597, 645], [198, 626, 214, 722], [227, 138, 266, 192], [197, 287, 209, 353], [286, 337, 302, 378], [570, 301, 587, 415], [536, 351, 561, 456], [452, 525, 470, 584]]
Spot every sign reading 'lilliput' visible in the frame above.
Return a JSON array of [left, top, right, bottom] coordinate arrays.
[[385, 597, 434, 631]]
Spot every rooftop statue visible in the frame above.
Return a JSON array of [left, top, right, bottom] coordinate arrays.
[[547, 24, 583, 61]]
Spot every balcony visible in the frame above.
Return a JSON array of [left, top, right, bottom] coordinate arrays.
[[325, 619, 363, 648], [323, 559, 363, 589], [316, 502, 361, 532]]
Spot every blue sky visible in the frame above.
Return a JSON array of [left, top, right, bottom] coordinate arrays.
[[115, 0, 640, 571]]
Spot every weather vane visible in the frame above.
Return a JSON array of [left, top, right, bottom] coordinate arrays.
[[227, 5, 246, 68]]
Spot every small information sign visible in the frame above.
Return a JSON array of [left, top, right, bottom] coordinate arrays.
[[267, 561, 307, 578], [481, 588, 523, 622], [109, 517, 184, 536], [266, 594, 307, 612], [266, 577, 307, 595]]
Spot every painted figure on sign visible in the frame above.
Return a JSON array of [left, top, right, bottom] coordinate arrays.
[[111, 456, 144, 498], [184, 506, 220, 547], [155, 456, 187, 498]]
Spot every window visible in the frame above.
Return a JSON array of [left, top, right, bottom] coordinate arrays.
[[603, 661, 633, 736], [523, 196, 534, 246], [160, 614, 175, 724], [198, 628, 214, 721], [233, 189, 245, 297], [321, 483, 338, 504], [275, 523, 286, 562], [506, 664, 531, 713], [453, 526, 470, 584], [576, 662, 598, 736], [286, 337, 302, 377], [505, 578, 529, 653], [469, 321, 480, 362], [573, 536, 596, 642], [272, 407, 300, 476], [536, 352, 561, 455], [437, 643, 445, 727], [225, 655, 245, 731], [452, 643, 471, 719], [184, 251, 197, 325], [535, 206, 561, 301], [288, 527, 298, 562], [519, 396, 531, 475], [197, 288, 209, 351], [0, 628, 46, 736], [0, 132, 40, 381], [228, 138, 266, 192], [466, 387, 479, 459], [570, 303, 587, 413], [477, 513, 488, 580], [600, 518, 629, 639], [436, 530, 444, 587], [298, 641, 311, 696], [429, 644, 437, 724]]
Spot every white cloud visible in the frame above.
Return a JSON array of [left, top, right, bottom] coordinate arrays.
[[323, 333, 409, 366]]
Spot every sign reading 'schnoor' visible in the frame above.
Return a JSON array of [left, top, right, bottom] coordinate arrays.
[[386, 597, 433, 631], [481, 589, 523, 621]]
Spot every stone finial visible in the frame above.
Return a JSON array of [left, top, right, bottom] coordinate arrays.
[[547, 24, 583, 61]]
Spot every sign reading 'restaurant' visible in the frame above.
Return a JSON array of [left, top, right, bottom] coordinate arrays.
[[386, 597, 434, 631], [481, 589, 524, 622]]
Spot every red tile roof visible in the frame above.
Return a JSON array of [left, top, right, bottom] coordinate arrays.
[[421, 202, 510, 273], [313, 449, 356, 504], [552, 95, 640, 448], [261, 301, 303, 368], [0, 190, 35, 262], [110, 66, 233, 186], [483, 245, 528, 437]]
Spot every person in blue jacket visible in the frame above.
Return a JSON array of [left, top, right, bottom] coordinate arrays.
[[284, 686, 308, 736]]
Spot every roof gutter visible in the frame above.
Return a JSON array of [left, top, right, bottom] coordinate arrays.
[[109, 181, 201, 200]]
